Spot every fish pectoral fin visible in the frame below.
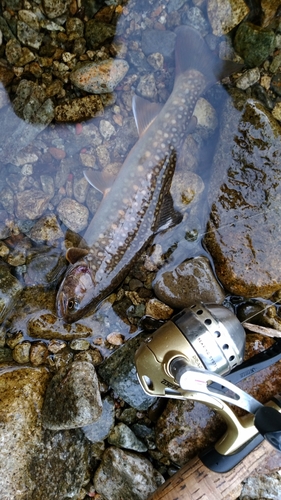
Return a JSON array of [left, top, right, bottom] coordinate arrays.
[[132, 94, 164, 137], [153, 192, 183, 233], [83, 169, 116, 195], [66, 247, 89, 264]]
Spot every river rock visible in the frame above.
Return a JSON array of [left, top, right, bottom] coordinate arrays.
[[153, 256, 225, 309], [98, 331, 156, 410], [54, 94, 104, 122], [83, 395, 115, 442], [155, 399, 225, 466], [0, 363, 91, 499], [141, 29, 176, 59], [56, 197, 89, 232], [42, 0, 70, 19], [0, 263, 23, 322], [94, 446, 164, 500], [204, 93, 281, 298], [42, 360, 102, 430], [234, 22, 276, 67], [207, 0, 249, 36], [15, 189, 50, 220], [108, 422, 148, 452], [70, 59, 129, 94], [28, 312, 93, 340], [85, 20, 115, 48]]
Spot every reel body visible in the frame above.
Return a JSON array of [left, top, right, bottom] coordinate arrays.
[[135, 302, 281, 471]]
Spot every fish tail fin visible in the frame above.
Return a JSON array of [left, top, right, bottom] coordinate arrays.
[[174, 25, 241, 84]]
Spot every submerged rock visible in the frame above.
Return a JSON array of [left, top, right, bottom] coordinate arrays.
[[153, 256, 225, 309], [94, 446, 164, 500], [234, 22, 276, 67], [204, 94, 281, 298], [70, 59, 129, 94], [207, 0, 249, 36]]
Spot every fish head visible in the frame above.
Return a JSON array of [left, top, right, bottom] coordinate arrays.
[[56, 262, 96, 323]]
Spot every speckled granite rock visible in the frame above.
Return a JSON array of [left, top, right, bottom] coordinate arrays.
[[207, 0, 249, 36], [70, 59, 129, 94], [42, 360, 102, 430], [94, 446, 164, 500], [0, 263, 23, 322], [0, 363, 91, 499]]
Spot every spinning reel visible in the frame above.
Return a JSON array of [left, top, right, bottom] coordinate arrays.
[[135, 302, 281, 472]]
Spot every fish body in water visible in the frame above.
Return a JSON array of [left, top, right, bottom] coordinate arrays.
[[56, 26, 226, 323]]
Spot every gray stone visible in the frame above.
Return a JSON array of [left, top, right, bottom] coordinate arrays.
[[183, 7, 210, 36], [15, 189, 50, 220], [153, 256, 225, 309], [42, 0, 70, 19], [42, 360, 102, 430], [94, 446, 164, 500], [142, 29, 176, 59], [17, 21, 44, 50], [0, 364, 90, 499], [56, 197, 89, 233], [83, 396, 115, 442], [207, 0, 249, 36], [108, 422, 148, 452], [136, 73, 157, 100], [98, 332, 156, 410], [239, 473, 281, 499]]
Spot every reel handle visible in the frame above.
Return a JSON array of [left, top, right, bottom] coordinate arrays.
[[254, 405, 281, 451]]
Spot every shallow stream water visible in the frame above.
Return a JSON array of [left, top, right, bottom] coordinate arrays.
[[1, 0, 281, 499]]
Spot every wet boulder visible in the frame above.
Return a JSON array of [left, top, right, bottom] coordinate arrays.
[[204, 92, 281, 298]]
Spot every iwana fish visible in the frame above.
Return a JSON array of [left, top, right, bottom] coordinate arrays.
[[56, 25, 236, 323]]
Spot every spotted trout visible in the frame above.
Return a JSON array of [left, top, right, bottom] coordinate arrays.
[[56, 26, 230, 323]]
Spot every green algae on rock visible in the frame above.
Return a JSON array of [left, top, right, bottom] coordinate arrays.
[[234, 22, 276, 67], [204, 93, 281, 298]]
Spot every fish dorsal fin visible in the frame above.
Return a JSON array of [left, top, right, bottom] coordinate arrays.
[[132, 94, 163, 136], [153, 192, 183, 233], [83, 169, 116, 196], [66, 247, 89, 264]]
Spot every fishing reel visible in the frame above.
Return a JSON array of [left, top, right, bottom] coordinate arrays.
[[135, 302, 281, 472]]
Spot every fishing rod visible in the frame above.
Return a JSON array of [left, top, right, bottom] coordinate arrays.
[[135, 301, 281, 499]]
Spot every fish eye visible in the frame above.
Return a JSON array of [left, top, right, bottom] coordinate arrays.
[[67, 298, 79, 312]]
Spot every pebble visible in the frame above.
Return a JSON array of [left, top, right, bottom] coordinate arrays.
[[42, 361, 103, 430], [85, 20, 115, 49], [15, 189, 50, 220], [272, 102, 281, 121], [137, 73, 157, 99], [56, 197, 89, 232], [94, 447, 164, 500], [106, 332, 125, 346], [171, 171, 204, 210], [42, 0, 69, 19], [236, 68, 261, 89], [147, 52, 164, 70], [28, 313, 92, 341], [12, 341, 31, 363], [70, 59, 129, 94], [17, 21, 44, 50], [48, 339, 67, 354], [30, 342, 48, 366], [73, 176, 89, 204], [99, 119, 115, 140], [28, 214, 64, 243], [207, 0, 249, 36], [108, 422, 148, 452], [184, 6, 210, 36], [55, 95, 104, 122], [145, 298, 173, 320], [70, 339, 90, 351]]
